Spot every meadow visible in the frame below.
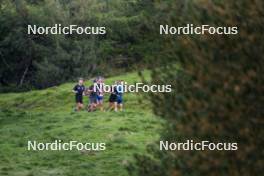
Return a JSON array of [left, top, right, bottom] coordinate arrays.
[[0, 72, 164, 176]]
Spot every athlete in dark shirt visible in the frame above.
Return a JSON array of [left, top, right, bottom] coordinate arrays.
[[108, 81, 118, 111], [72, 78, 85, 111], [86, 79, 98, 112]]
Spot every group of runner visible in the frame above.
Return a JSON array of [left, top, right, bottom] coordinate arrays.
[[72, 77, 124, 112]]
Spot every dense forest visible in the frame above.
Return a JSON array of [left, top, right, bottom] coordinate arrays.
[[0, 0, 146, 91]]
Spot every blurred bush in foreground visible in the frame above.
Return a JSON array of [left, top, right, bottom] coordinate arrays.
[[129, 0, 264, 175]]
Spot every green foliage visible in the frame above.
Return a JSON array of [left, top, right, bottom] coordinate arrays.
[[130, 0, 264, 176], [0, 0, 145, 91]]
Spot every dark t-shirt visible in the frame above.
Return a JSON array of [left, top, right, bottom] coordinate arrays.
[[73, 84, 85, 96], [89, 85, 97, 97], [110, 86, 118, 96], [109, 86, 118, 102]]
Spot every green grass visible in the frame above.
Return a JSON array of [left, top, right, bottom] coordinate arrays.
[[0, 71, 163, 176]]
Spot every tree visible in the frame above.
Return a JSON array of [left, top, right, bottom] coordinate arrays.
[[129, 0, 264, 175]]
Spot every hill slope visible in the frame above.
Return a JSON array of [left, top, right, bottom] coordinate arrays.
[[0, 72, 163, 176]]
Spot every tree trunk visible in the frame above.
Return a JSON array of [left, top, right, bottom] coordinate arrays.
[[19, 66, 29, 87]]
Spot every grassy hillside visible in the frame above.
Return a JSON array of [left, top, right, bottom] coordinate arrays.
[[0, 71, 163, 176]]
